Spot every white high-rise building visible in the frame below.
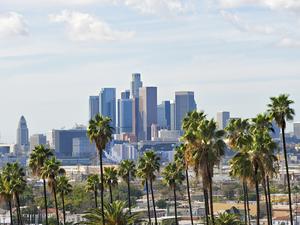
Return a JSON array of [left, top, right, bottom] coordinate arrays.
[[294, 122, 300, 139], [216, 111, 230, 129], [16, 116, 29, 153]]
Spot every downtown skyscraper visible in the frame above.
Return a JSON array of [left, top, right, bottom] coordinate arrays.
[[16, 115, 29, 153], [175, 91, 197, 131], [89, 96, 99, 120], [99, 88, 116, 131]]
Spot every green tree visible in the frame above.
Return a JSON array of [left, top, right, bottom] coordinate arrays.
[[41, 157, 64, 225], [81, 201, 137, 225], [103, 167, 118, 203], [88, 114, 114, 225], [267, 94, 295, 225], [2, 162, 27, 225], [215, 213, 243, 225], [174, 144, 194, 225], [0, 172, 13, 224], [29, 145, 54, 225], [118, 160, 136, 214], [85, 174, 100, 208], [162, 162, 185, 225], [57, 175, 72, 224], [184, 118, 226, 225]]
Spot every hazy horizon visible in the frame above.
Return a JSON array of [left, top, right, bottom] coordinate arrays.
[[1, 0, 300, 143]]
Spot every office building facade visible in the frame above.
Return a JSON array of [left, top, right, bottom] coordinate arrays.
[[89, 96, 99, 120], [216, 111, 230, 129], [99, 88, 116, 131]]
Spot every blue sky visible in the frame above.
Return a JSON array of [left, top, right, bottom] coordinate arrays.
[[0, 0, 300, 143]]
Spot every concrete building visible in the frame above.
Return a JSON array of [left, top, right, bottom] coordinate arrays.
[[157, 101, 171, 129], [175, 92, 197, 131], [0, 144, 11, 154], [49, 128, 88, 157], [294, 122, 300, 139], [16, 115, 29, 153], [111, 143, 137, 162], [89, 96, 99, 120], [151, 124, 159, 141], [217, 111, 230, 129], [29, 134, 47, 152], [138, 87, 158, 140], [99, 88, 116, 131], [158, 129, 181, 142], [72, 136, 96, 158]]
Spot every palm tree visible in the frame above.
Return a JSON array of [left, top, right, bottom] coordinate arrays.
[[81, 201, 137, 225], [184, 118, 226, 225], [103, 167, 118, 203], [2, 162, 27, 225], [29, 145, 54, 225], [226, 118, 252, 225], [0, 173, 13, 224], [86, 174, 100, 208], [137, 157, 151, 224], [267, 94, 295, 225], [41, 157, 64, 225], [174, 144, 194, 225], [215, 213, 243, 225], [88, 114, 114, 225], [162, 162, 185, 225], [118, 160, 136, 214], [139, 151, 160, 225], [57, 175, 72, 224]]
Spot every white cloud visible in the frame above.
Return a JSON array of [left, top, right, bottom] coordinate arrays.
[[49, 10, 134, 41], [0, 12, 28, 38], [278, 37, 300, 47], [219, 0, 300, 12], [120, 0, 196, 15], [220, 10, 274, 34]]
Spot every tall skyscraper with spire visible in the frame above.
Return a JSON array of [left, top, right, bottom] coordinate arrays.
[[131, 73, 143, 140], [16, 115, 29, 153]]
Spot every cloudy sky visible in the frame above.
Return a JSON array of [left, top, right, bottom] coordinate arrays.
[[0, 0, 300, 143]]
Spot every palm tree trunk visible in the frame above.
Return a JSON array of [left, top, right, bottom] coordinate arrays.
[[8, 200, 13, 225], [99, 151, 105, 225], [145, 180, 151, 224], [127, 176, 132, 214], [262, 177, 271, 225], [173, 185, 178, 225], [203, 185, 210, 225], [267, 176, 273, 225], [208, 176, 215, 225], [255, 166, 260, 225], [94, 187, 98, 208], [53, 184, 60, 225], [243, 181, 248, 225], [109, 184, 113, 203], [150, 179, 158, 225], [282, 127, 294, 225], [62, 192, 66, 225], [43, 178, 49, 225], [16, 193, 23, 225], [185, 169, 194, 225], [245, 185, 251, 225]]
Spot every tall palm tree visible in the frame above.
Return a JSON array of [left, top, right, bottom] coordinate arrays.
[[41, 157, 64, 225], [118, 160, 136, 214], [226, 118, 252, 225], [2, 162, 27, 225], [267, 94, 295, 225], [81, 201, 137, 225], [184, 118, 226, 225], [86, 174, 100, 208], [88, 114, 114, 225], [162, 162, 185, 225], [0, 173, 13, 224], [29, 145, 54, 225], [140, 151, 160, 225], [57, 175, 72, 224], [137, 157, 151, 225], [174, 144, 194, 225], [103, 167, 118, 203]]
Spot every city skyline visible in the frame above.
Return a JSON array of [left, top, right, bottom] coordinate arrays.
[[1, 0, 300, 142]]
